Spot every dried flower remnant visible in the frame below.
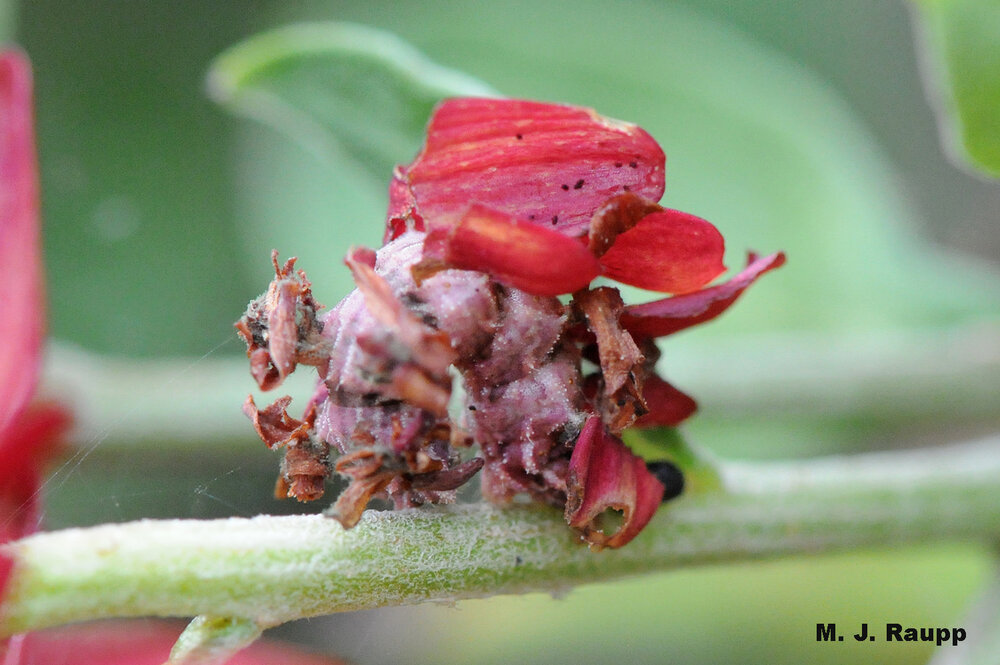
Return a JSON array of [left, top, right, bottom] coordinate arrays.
[[239, 97, 783, 548]]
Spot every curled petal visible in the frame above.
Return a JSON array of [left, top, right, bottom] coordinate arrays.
[[0, 51, 43, 433], [409, 457, 484, 491], [633, 374, 698, 428], [241, 394, 314, 450], [404, 98, 665, 236], [565, 416, 664, 549], [587, 192, 663, 257], [413, 204, 600, 297], [235, 252, 328, 391], [621, 251, 787, 338], [599, 209, 726, 294]]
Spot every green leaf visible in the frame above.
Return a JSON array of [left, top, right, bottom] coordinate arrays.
[[914, 0, 1000, 177], [623, 427, 723, 495], [207, 22, 498, 181]]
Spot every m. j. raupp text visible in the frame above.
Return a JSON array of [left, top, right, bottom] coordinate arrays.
[[816, 623, 966, 646]]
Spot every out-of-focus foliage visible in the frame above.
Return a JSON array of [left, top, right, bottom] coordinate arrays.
[[914, 0, 1000, 176], [13, 2, 1000, 664]]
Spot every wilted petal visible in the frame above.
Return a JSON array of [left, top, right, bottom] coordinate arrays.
[[404, 98, 665, 236], [621, 251, 787, 338], [235, 252, 328, 391], [0, 403, 71, 600], [565, 416, 664, 549], [599, 209, 726, 294], [242, 394, 313, 450], [0, 51, 43, 433], [573, 287, 646, 433], [587, 192, 664, 257], [633, 374, 698, 428], [414, 204, 600, 297]]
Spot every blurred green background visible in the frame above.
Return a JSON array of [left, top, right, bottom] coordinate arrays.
[[6, 1, 1000, 663]]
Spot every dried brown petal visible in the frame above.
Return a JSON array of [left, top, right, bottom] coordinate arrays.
[[236, 251, 329, 390], [573, 287, 647, 433], [242, 395, 315, 450], [587, 192, 663, 257]]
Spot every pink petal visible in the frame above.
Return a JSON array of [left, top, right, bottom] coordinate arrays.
[[415, 204, 600, 297], [633, 374, 698, 428], [402, 98, 665, 237], [565, 416, 664, 549], [0, 51, 43, 434], [621, 251, 786, 338], [0, 403, 71, 602], [598, 209, 726, 294], [15, 620, 349, 665]]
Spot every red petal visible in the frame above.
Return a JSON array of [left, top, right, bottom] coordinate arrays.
[[0, 51, 43, 433], [416, 204, 600, 296], [565, 416, 664, 549], [621, 251, 786, 338], [404, 98, 665, 236], [0, 403, 71, 601], [598, 209, 725, 294], [15, 620, 348, 665], [633, 374, 698, 428]]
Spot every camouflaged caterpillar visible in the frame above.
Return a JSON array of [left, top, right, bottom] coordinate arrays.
[[237, 98, 783, 549]]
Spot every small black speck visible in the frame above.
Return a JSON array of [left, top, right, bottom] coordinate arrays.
[[574, 179, 584, 190], [515, 555, 523, 566], [515, 133, 523, 140], [614, 161, 623, 168], [561, 184, 569, 191], [647, 460, 685, 502], [551, 215, 559, 225], [616, 398, 627, 407], [468, 405, 477, 411], [528, 215, 536, 220], [629, 161, 638, 168], [623, 185, 631, 191]]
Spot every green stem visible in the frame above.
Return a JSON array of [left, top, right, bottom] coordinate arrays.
[[3, 435, 1000, 636]]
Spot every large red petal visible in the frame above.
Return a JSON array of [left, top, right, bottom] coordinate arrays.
[[565, 416, 664, 549], [14, 620, 348, 665], [416, 204, 600, 297], [403, 98, 665, 237], [621, 251, 786, 338], [598, 209, 725, 294], [0, 51, 43, 434]]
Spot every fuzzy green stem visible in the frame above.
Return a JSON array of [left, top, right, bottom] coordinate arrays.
[[3, 435, 1000, 636]]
